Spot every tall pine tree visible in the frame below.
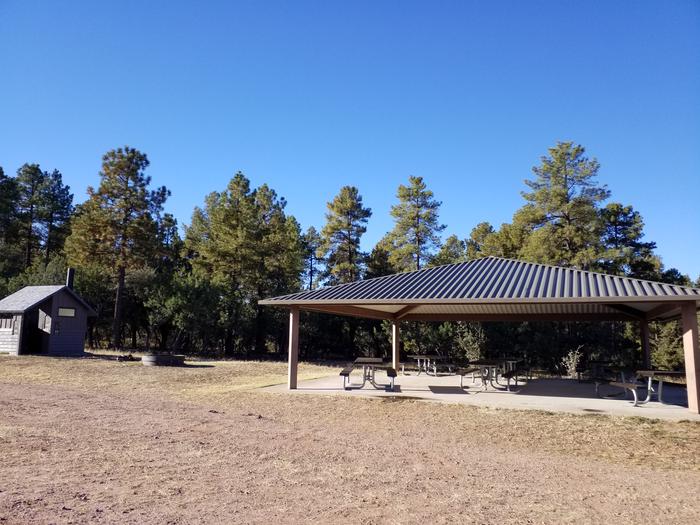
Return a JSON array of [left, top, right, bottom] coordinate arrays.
[[301, 226, 323, 289], [15, 163, 45, 268], [318, 186, 371, 285], [65, 147, 170, 349], [519, 142, 609, 268], [0, 167, 21, 281], [185, 172, 303, 355], [599, 202, 659, 279], [38, 169, 73, 264], [383, 176, 445, 271]]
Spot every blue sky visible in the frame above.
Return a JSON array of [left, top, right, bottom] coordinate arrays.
[[1, 1, 698, 276]]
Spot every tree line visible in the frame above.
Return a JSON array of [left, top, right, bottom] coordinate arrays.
[[0, 142, 696, 370]]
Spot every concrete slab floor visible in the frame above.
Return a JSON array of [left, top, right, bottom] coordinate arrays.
[[261, 370, 700, 422]]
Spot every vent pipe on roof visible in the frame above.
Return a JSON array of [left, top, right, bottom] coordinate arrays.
[[66, 268, 75, 289]]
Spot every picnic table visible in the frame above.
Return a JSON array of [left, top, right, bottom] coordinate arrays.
[[470, 359, 508, 390], [406, 354, 451, 376], [501, 357, 521, 372], [354, 357, 384, 384], [635, 370, 686, 404], [340, 357, 396, 391], [601, 369, 686, 406]]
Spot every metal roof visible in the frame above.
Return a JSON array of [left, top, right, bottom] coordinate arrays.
[[260, 256, 700, 322], [0, 285, 97, 316]]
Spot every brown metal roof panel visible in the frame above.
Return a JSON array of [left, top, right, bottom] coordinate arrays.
[[545, 266, 557, 297], [515, 262, 536, 298], [386, 268, 431, 299], [537, 263, 552, 297], [589, 273, 599, 297], [468, 257, 501, 297], [425, 263, 463, 298], [360, 272, 409, 299], [334, 275, 390, 299], [491, 258, 517, 298], [445, 261, 481, 298], [403, 264, 453, 299], [507, 261, 529, 298], [535, 265, 550, 298], [442, 261, 481, 298], [414, 265, 451, 296], [487, 258, 517, 298], [361, 274, 406, 298], [381, 266, 435, 298], [260, 256, 700, 305], [469, 258, 497, 298]]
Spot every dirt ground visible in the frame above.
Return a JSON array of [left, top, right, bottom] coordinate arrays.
[[1, 355, 699, 524]]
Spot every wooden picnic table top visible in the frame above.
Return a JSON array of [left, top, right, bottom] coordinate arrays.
[[353, 357, 385, 366], [407, 354, 448, 360], [501, 358, 521, 364], [637, 369, 686, 377]]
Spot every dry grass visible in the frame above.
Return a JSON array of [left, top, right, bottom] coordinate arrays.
[[0, 353, 334, 396], [1, 355, 700, 524], [0, 354, 697, 471]]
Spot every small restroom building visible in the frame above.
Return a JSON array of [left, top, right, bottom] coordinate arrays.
[[0, 270, 96, 356]]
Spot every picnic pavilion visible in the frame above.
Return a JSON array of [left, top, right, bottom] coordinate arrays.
[[260, 256, 700, 414]]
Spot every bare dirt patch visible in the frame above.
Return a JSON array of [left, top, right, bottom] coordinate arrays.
[[1, 355, 699, 524]]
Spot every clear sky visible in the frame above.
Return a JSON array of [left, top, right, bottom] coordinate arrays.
[[1, 1, 698, 277]]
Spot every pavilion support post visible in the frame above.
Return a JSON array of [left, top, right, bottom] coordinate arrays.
[[391, 321, 400, 371], [681, 302, 700, 414], [639, 319, 651, 368], [288, 306, 300, 390]]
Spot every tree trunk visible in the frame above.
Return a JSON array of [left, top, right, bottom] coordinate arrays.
[[44, 217, 54, 265], [224, 326, 235, 357], [24, 206, 33, 268], [255, 304, 266, 356], [159, 325, 170, 352], [88, 320, 95, 349], [112, 266, 125, 349]]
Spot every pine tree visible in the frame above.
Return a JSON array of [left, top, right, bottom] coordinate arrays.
[[365, 244, 394, 279], [384, 176, 445, 271], [465, 222, 495, 259], [318, 186, 371, 285], [599, 202, 659, 279], [301, 226, 323, 289], [0, 167, 17, 236], [430, 234, 466, 266], [185, 172, 303, 355], [0, 167, 22, 281], [65, 147, 170, 349], [519, 142, 609, 268], [38, 169, 73, 264], [186, 173, 256, 291], [248, 184, 303, 353], [15, 163, 45, 268]]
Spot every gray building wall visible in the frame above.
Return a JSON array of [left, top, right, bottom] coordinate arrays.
[[47, 291, 87, 356], [0, 288, 90, 357], [0, 314, 22, 355]]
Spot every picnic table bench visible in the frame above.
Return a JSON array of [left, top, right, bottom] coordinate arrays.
[[456, 366, 480, 388], [598, 369, 686, 406], [340, 358, 397, 391], [501, 368, 526, 391]]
